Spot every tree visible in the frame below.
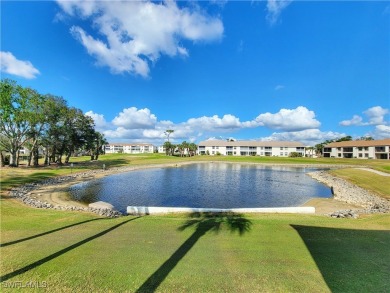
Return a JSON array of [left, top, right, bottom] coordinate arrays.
[[336, 136, 352, 142], [40, 95, 69, 165], [163, 141, 173, 156], [86, 131, 107, 161], [359, 136, 374, 141], [164, 129, 174, 142], [181, 141, 189, 157], [177, 142, 185, 157], [0, 79, 45, 166], [0, 134, 7, 167], [188, 143, 197, 157]]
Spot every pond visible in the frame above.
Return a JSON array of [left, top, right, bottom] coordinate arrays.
[[68, 163, 332, 213]]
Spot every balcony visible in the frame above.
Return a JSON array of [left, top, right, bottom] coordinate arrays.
[[375, 147, 386, 153]]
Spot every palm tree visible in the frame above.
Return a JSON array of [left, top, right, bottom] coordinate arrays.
[[188, 143, 197, 157]]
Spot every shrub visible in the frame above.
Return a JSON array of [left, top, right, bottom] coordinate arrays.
[[289, 152, 303, 157]]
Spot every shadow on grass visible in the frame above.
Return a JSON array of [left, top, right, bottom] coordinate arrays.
[[0, 216, 141, 282], [0, 218, 107, 247], [136, 212, 252, 293], [292, 225, 390, 293]]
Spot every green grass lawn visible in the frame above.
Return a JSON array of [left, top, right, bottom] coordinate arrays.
[[1, 154, 390, 292], [330, 168, 390, 199], [1, 199, 389, 292]]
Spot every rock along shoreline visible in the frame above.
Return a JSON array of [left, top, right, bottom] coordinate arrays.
[[308, 170, 390, 218], [7, 162, 390, 218]]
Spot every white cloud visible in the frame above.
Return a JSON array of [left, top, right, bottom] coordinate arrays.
[[88, 105, 327, 143], [186, 114, 244, 131], [112, 107, 157, 129], [254, 106, 321, 131], [363, 106, 389, 125], [266, 0, 292, 25], [340, 106, 389, 126], [57, 0, 223, 77], [261, 129, 346, 146], [275, 85, 285, 91], [0, 51, 40, 79], [85, 111, 110, 131], [373, 125, 390, 139], [339, 115, 365, 126]]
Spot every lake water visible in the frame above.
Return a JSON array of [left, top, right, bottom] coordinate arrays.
[[68, 163, 332, 213]]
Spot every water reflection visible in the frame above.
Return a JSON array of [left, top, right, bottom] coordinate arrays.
[[68, 163, 331, 213]]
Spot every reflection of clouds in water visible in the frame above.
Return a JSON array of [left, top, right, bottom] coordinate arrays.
[[68, 163, 332, 213]]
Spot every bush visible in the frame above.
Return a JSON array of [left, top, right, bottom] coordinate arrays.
[[289, 152, 303, 158]]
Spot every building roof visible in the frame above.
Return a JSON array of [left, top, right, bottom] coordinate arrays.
[[198, 140, 305, 147], [325, 139, 390, 148]]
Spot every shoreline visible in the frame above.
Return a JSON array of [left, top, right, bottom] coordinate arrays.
[[7, 161, 390, 217]]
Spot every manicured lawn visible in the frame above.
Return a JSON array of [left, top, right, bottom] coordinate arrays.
[[1, 154, 389, 291], [1, 200, 389, 292], [330, 168, 390, 199]]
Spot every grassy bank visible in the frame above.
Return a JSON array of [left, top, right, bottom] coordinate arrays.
[[1, 199, 389, 292], [330, 168, 390, 199]]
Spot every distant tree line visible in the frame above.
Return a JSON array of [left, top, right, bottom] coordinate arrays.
[[163, 140, 197, 157], [0, 79, 107, 167]]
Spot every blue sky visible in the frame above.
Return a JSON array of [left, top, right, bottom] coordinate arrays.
[[1, 0, 389, 145]]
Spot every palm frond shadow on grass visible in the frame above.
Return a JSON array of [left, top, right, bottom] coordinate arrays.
[[0, 216, 141, 282], [136, 212, 252, 293], [0, 218, 108, 247]]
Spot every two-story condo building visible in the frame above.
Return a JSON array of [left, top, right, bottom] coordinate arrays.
[[198, 140, 305, 157], [105, 143, 156, 154], [323, 139, 390, 159]]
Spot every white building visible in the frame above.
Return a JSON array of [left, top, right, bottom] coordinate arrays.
[[323, 139, 390, 159], [105, 143, 156, 154], [158, 145, 166, 154], [197, 140, 305, 157]]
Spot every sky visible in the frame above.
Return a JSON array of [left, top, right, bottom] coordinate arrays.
[[1, 0, 389, 146]]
